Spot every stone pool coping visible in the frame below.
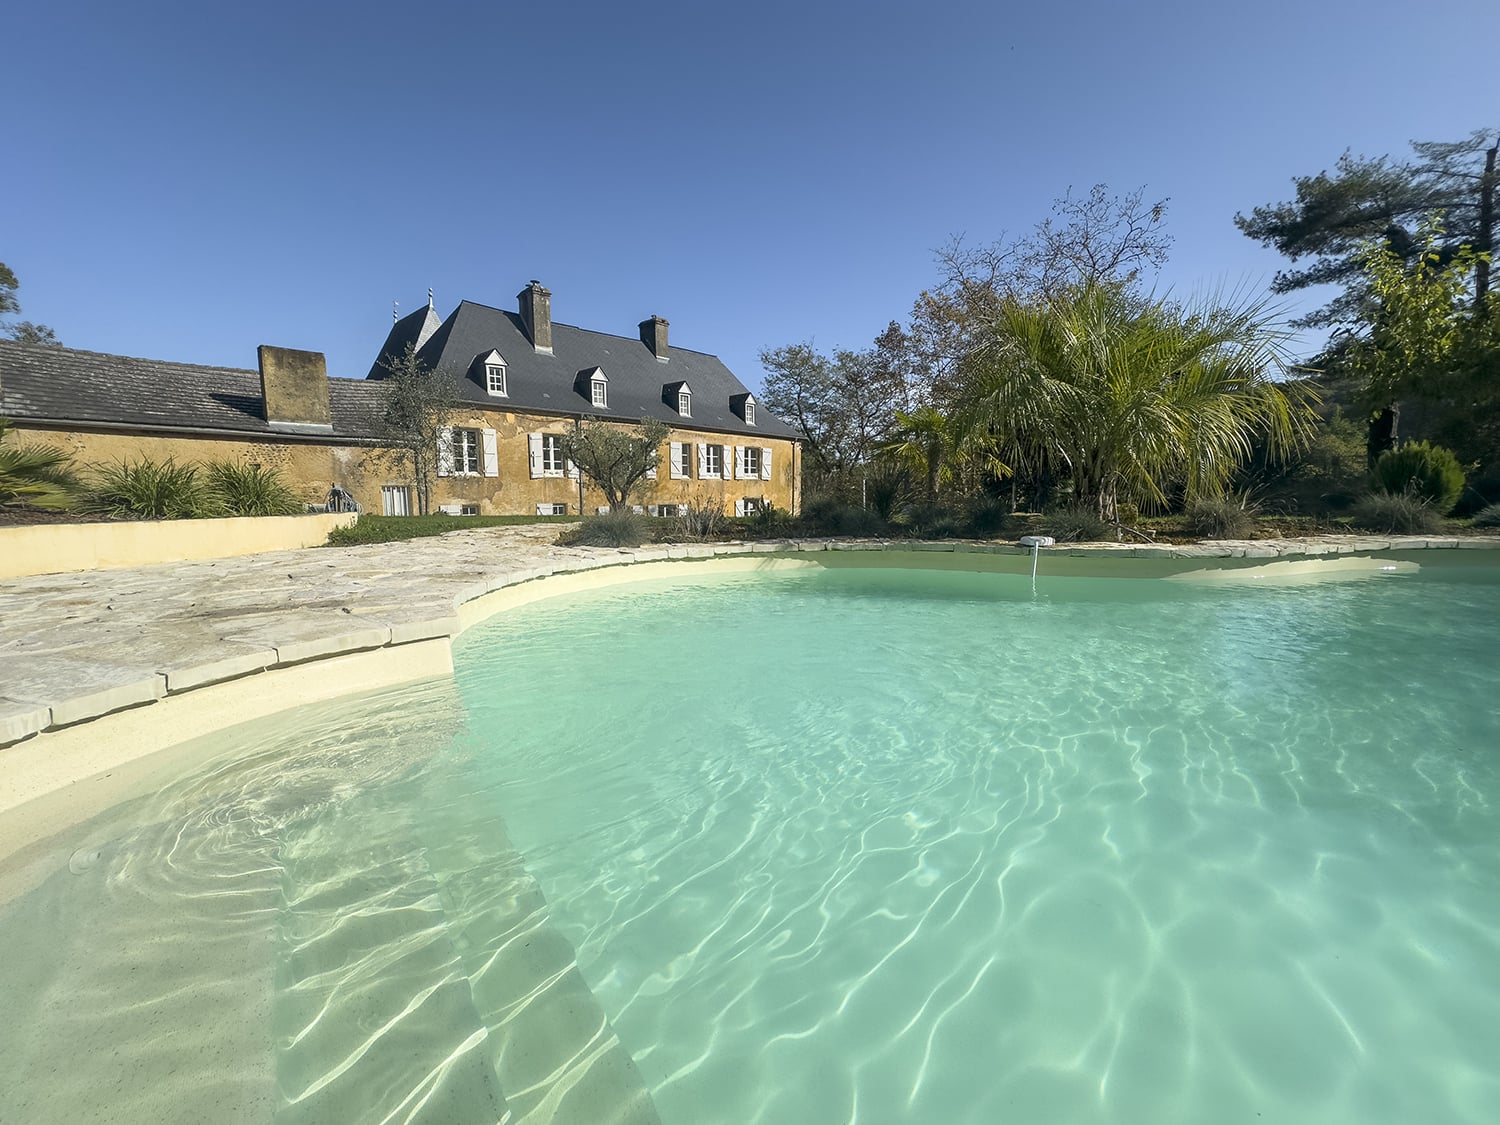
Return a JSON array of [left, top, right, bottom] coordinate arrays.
[[3, 526, 1499, 817]]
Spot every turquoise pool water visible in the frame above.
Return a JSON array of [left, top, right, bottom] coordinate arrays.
[[2, 562, 1498, 1123]]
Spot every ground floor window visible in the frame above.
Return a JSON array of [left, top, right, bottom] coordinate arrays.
[[382, 485, 411, 516], [741, 496, 765, 514], [542, 434, 565, 475], [651, 504, 680, 517], [451, 428, 481, 475], [536, 502, 568, 516]]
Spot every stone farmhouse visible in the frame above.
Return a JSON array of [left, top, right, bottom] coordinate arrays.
[[0, 281, 802, 518]]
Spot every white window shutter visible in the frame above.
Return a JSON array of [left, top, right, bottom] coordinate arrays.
[[437, 426, 454, 477], [735, 497, 745, 517], [632, 504, 644, 514], [761, 446, 773, 480], [696, 442, 709, 478], [528, 433, 543, 478], [670, 442, 686, 479], [566, 457, 579, 480], [597, 505, 610, 515], [535, 503, 549, 516], [481, 429, 499, 477], [725, 445, 737, 480]]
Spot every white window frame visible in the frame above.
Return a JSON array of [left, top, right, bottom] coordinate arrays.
[[744, 401, 755, 425], [485, 363, 507, 396], [742, 446, 761, 478], [541, 433, 565, 476], [451, 427, 481, 476], [702, 443, 723, 479], [381, 484, 411, 516], [536, 502, 568, 516], [592, 379, 608, 408], [678, 390, 691, 417]]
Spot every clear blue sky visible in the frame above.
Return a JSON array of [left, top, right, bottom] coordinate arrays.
[[6, 0, 1496, 392]]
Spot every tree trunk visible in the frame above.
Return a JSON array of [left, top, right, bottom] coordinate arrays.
[[1477, 139, 1496, 314], [1367, 404, 1400, 468]]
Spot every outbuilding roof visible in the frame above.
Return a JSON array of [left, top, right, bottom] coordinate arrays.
[[0, 340, 385, 441]]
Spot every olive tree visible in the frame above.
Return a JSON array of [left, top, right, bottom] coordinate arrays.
[[562, 417, 670, 511]]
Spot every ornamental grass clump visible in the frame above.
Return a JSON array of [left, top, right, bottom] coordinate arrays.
[[204, 459, 303, 516], [1472, 502, 1500, 528], [562, 508, 648, 547], [1041, 504, 1111, 543], [1185, 493, 1257, 539], [1371, 441, 1465, 514], [1349, 491, 1442, 535], [86, 456, 217, 519]]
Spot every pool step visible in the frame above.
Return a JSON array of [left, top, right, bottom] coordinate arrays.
[[0, 809, 282, 1123], [414, 785, 662, 1125], [271, 781, 512, 1125]]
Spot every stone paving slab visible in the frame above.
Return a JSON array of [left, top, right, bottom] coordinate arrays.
[[2, 525, 1498, 749]]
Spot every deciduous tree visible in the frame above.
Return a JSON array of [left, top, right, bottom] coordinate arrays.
[[372, 342, 458, 515]]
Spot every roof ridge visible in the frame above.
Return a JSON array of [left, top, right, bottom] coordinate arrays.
[[0, 339, 258, 377], [451, 299, 724, 359]]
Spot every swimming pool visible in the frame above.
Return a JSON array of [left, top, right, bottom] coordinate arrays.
[[2, 559, 1498, 1123]]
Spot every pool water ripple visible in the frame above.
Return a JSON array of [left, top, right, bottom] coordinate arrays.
[[1, 563, 1497, 1124], [454, 567, 1500, 1125]]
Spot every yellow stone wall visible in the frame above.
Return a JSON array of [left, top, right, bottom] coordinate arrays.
[[10, 425, 381, 511], [430, 407, 800, 517], [12, 414, 801, 518]]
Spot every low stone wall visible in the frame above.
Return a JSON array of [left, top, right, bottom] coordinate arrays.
[[0, 512, 357, 578]]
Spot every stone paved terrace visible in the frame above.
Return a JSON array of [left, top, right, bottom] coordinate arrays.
[[3, 526, 1499, 753]]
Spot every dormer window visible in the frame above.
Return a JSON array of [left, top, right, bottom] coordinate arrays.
[[664, 380, 693, 417], [577, 366, 609, 409], [473, 349, 508, 397], [731, 391, 757, 426]]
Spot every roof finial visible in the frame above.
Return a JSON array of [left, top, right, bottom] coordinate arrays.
[[427, 287, 434, 310], [392, 300, 399, 324]]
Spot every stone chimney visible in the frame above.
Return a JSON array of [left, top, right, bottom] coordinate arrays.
[[639, 315, 669, 362], [258, 345, 332, 432], [518, 280, 553, 354]]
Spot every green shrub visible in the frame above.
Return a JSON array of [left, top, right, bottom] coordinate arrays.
[[0, 418, 81, 510], [750, 501, 793, 537], [204, 460, 302, 516], [1185, 493, 1256, 539], [326, 513, 575, 546], [1472, 502, 1500, 528], [1042, 504, 1110, 543], [85, 457, 217, 519], [965, 497, 1015, 538], [1371, 441, 1465, 514], [798, 500, 887, 537], [1349, 491, 1443, 534], [561, 508, 647, 547]]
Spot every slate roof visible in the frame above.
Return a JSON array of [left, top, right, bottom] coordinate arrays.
[[368, 300, 799, 441], [0, 340, 386, 441]]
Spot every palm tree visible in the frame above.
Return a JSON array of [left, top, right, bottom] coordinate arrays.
[[957, 283, 1317, 521], [882, 406, 963, 501], [0, 418, 81, 511]]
